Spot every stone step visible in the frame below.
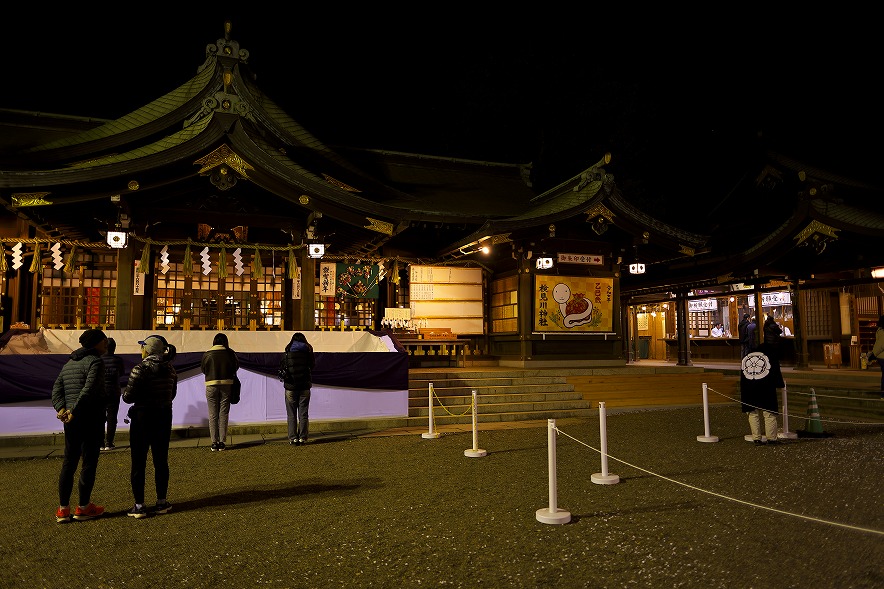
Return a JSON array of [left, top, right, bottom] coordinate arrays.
[[409, 375, 570, 387], [408, 390, 586, 408], [410, 398, 593, 418]]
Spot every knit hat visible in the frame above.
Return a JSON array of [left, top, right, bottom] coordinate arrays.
[[138, 335, 167, 356], [79, 328, 107, 349]]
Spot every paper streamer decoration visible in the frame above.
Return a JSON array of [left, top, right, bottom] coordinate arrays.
[[160, 245, 170, 274], [233, 247, 244, 276], [11, 243, 23, 270], [51, 243, 64, 270], [200, 247, 211, 275]]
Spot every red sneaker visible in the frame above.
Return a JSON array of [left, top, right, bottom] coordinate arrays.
[[55, 506, 71, 523], [73, 503, 105, 521]]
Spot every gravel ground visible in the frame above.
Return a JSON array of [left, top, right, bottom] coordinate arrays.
[[1, 405, 882, 589]]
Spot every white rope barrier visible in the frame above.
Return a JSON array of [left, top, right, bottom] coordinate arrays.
[[553, 425, 884, 536], [706, 387, 884, 426], [697, 382, 720, 442], [590, 402, 619, 484], [421, 382, 441, 439], [779, 383, 798, 439], [464, 390, 487, 457], [535, 419, 571, 525]]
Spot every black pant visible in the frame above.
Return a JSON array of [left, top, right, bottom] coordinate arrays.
[[128, 406, 173, 505], [58, 411, 104, 507], [104, 392, 121, 445]]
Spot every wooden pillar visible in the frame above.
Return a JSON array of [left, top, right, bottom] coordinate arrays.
[[295, 253, 316, 331], [115, 246, 135, 330], [676, 290, 692, 366], [517, 257, 533, 360], [792, 280, 809, 370]]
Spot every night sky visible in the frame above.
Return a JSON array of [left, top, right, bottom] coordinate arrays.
[[4, 11, 880, 229]]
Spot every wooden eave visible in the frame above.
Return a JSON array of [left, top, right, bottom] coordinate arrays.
[[13, 64, 222, 167]]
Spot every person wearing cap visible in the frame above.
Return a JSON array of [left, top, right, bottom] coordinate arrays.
[[122, 335, 177, 519], [51, 328, 109, 523], [200, 333, 239, 451]]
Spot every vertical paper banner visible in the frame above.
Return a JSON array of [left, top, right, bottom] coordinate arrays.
[[292, 267, 302, 300], [319, 263, 337, 296], [133, 260, 145, 296]]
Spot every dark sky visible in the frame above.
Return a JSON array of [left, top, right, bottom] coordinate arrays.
[[4, 11, 881, 227]]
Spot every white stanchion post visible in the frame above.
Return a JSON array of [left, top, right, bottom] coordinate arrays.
[[591, 402, 620, 485], [697, 382, 720, 442], [464, 390, 487, 457], [421, 382, 441, 439], [778, 383, 798, 439], [536, 419, 571, 524]]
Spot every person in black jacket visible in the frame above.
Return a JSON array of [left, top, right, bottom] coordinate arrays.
[[279, 332, 315, 445], [740, 341, 783, 446], [200, 332, 239, 451], [122, 334, 177, 518], [51, 328, 109, 523], [101, 337, 125, 451], [763, 315, 782, 346]]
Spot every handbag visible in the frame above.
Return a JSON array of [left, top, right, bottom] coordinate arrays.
[[230, 375, 242, 405]]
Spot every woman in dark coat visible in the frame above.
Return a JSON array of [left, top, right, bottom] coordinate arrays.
[[279, 332, 315, 445]]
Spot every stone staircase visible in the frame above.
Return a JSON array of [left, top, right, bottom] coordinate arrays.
[[406, 371, 595, 427]]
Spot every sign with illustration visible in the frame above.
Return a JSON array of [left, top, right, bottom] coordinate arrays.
[[319, 262, 380, 299], [534, 276, 614, 332]]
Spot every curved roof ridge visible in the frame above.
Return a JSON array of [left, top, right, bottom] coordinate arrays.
[[27, 65, 218, 153], [66, 114, 214, 169], [810, 198, 884, 231], [766, 150, 881, 190], [349, 147, 531, 171], [607, 190, 708, 247]]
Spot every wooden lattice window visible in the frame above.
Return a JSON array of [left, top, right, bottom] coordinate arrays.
[[41, 256, 117, 328], [490, 275, 518, 333]]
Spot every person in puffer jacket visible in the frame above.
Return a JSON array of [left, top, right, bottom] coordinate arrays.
[[51, 328, 109, 523], [279, 332, 315, 445], [100, 338, 125, 450], [122, 334, 177, 519]]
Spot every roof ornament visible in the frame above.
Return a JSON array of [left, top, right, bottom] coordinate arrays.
[[573, 152, 612, 193]]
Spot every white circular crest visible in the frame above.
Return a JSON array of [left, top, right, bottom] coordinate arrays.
[[741, 351, 771, 380]]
